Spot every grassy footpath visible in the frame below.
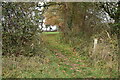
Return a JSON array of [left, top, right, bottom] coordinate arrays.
[[2, 32, 117, 78]]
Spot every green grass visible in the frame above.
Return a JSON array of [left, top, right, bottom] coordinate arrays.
[[42, 32, 60, 35], [2, 33, 118, 78]]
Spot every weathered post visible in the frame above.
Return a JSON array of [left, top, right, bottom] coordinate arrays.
[[93, 38, 98, 53]]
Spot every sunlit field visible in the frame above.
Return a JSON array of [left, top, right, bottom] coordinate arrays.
[[42, 32, 60, 35]]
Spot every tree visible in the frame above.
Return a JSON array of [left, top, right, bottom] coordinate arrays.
[[2, 2, 42, 56], [43, 2, 119, 76]]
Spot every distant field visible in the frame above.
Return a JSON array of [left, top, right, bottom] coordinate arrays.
[[42, 32, 60, 34]]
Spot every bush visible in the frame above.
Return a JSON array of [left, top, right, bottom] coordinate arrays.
[[2, 2, 45, 57]]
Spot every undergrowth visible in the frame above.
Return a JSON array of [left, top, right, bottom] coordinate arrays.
[[2, 33, 119, 78]]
